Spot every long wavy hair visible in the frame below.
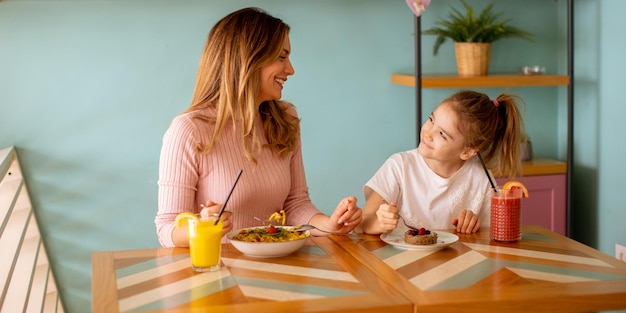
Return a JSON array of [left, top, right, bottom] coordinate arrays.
[[184, 7, 300, 163], [444, 90, 526, 178]]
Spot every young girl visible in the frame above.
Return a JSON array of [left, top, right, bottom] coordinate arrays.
[[359, 90, 525, 235]]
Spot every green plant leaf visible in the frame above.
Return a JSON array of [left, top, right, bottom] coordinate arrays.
[[422, 0, 533, 55]]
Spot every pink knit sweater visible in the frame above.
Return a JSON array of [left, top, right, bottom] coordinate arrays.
[[155, 107, 321, 247]]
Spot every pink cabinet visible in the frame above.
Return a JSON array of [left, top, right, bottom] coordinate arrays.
[[496, 174, 566, 235]]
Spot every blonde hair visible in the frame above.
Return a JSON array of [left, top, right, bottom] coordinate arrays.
[[444, 90, 526, 178], [184, 7, 299, 162]]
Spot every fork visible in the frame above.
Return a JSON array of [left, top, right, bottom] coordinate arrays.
[[385, 201, 418, 231], [398, 214, 418, 231], [292, 224, 346, 234]]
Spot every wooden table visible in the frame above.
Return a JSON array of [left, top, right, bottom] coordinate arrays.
[[92, 236, 413, 313], [92, 226, 626, 313]]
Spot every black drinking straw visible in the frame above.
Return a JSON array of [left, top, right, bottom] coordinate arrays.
[[477, 153, 497, 194], [214, 169, 243, 225]]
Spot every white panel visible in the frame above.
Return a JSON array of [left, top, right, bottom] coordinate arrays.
[[37, 243, 50, 267], [0, 177, 22, 230], [46, 268, 58, 294], [25, 261, 49, 313], [1, 218, 40, 313], [1, 156, 26, 232], [0, 207, 30, 303], [0, 147, 14, 183], [56, 299, 65, 313], [24, 211, 40, 241], [1, 148, 64, 312], [13, 182, 32, 214], [43, 291, 59, 313]]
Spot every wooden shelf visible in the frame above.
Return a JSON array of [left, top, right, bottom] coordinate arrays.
[[391, 73, 570, 88], [493, 157, 567, 177]]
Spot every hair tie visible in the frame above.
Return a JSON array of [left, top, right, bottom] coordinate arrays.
[[492, 99, 500, 107]]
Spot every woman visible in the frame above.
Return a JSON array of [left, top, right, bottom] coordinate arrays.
[[155, 7, 362, 247]]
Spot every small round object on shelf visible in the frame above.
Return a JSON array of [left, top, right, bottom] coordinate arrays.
[[520, 65, 546, 75]]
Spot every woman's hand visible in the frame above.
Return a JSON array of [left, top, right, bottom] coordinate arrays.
[[375, 202, 400, 233], [200, 200, 233, 236], [452, 209, 480, 234]]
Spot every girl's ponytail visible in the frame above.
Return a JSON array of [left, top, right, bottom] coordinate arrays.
[[491, 94, 525, 178]]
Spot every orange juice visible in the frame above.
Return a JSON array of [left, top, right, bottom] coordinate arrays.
[[188, 217, 223, 272]]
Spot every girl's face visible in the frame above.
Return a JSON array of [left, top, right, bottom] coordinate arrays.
[[418, 102, 476, 164], [257, 35, 295, 104]]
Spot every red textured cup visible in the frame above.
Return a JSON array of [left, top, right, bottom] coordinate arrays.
[[490, 188, 522, 242]]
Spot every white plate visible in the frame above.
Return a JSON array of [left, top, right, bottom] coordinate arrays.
[[380, 230, 459, 251]]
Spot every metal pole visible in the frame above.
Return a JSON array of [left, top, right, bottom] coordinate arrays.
[[566, 0, 574, 238], [415, 15, 422, 146]]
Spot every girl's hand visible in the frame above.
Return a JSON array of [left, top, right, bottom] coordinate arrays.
[[452, 209, 480, 234], [375, 202, 400, 233], [200, 200, 233, 236]]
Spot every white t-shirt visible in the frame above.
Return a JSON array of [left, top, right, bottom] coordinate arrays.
[[364, 149, 492, 230]]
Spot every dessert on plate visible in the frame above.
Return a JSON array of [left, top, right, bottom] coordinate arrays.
[[404, 227, 438, 245]]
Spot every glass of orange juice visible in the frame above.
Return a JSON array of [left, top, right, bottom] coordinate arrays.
[[490, 188, 522, 242], [187, 214, 223, 272]]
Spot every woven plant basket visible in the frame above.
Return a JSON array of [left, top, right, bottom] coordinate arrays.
[[454, 42, 491, 76]]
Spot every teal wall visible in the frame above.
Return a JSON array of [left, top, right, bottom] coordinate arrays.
[[585, 0, 626, 257], [1, 0, 624, 312]]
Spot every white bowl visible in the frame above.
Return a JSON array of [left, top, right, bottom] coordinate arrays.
[[227, 226, 310, 258], [520, 65, 545, 75]]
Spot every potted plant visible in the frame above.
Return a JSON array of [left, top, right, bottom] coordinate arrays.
[[422, 0, 534, 76]]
